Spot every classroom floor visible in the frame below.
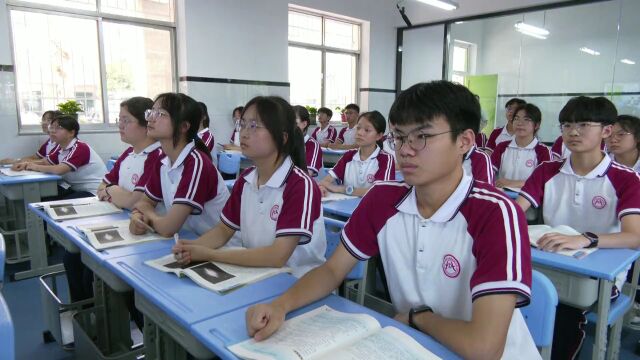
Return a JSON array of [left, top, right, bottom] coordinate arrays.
[[2, 245, 640, 359]]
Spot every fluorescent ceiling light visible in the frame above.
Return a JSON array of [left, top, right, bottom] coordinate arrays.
[[416, 0, 458, 11], [621, 58, 635, 65], [514, 21, 549, 39], [580, 47, 600, 56]]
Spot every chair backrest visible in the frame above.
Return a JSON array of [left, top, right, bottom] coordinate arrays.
[[521, 270, 558, 348], [218, 153, 242, 176], [0, 234, 4, 289], [324, 217, 365, 280], [0, 295, 15, 360]]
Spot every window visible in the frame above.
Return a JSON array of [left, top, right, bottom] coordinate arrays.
[[288, 10, 359, 116], [8, 0, 175, 129], [451, 42, 470, 85]]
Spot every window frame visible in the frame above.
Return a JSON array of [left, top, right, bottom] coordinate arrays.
[[450, 40, 472, 85], [7, 0, 178, 133]]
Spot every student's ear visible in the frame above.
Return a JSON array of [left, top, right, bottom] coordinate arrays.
[[375, 132, 384, 142], [180, 120, 191, 134], [602, 124, 613, 139], [458, 129, 475, 155], [282, 132, 289, 146]]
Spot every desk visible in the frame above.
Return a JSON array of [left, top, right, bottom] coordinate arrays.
[[321, 148, 346, 167], [322, 197, 361, 220], [190, 294, 460, 360], [1, 173, 62, 280]]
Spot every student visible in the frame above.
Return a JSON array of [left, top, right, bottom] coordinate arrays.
[[476, 131, 488, 149], [293, 105, 323, 177], [97, 97, 162, 210], [516, 96, 640, 360], [311, 107, 337, 146], [327, 103, 359, 150], [197, 101, 215, 153], [463, 142, 494, 185], [172, 96, 326, 278], [486, 98, 527, 151], [1, 110, 60, 165], [552, 134, 606, 160], [491, 103, 552, 189], [223, 106, 244, 151], [318, 111, 395, 197], [607, 115, 640, 172], [13, 115, 106, 197], [129, 93, 230, 238], [245, 81, 538, 359]]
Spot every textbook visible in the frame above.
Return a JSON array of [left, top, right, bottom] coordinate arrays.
[[321, 192, 357, 203], [36, 197, 122, 221], [0, 168, 43, 176], [228, 305, 441, 360], [75, 220, 171, 250], [528, 224, 597, 259], [145, 254, 291, 294]]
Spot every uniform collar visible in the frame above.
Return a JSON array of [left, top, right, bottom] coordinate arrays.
[[244, 156, 294, 188], [464, 145, 478, 160], [135, 141, 161, 155], [197, 127, 209, 136], [560, 152, 612, 179], [508, 137, 538, 149], [161, 141, 195, 170], [61, 138, 78, 151], [304, 134, 310, 142], [396, 172, 474, 223], [356, 146, 380, 162]]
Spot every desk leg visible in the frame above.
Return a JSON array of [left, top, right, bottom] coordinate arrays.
[[13, 182, 64, 281], [592, 279, 612, 360], [93, 278, 134, 354], [143, 319, 188, 360]]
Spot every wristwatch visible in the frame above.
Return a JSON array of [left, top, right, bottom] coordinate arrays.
[[582, 232, 599, 248], [345, 185, 354, 195], [409, 305, 433, 330]]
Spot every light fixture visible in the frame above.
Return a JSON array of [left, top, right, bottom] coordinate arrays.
[[514, 21, 549, 39], [621, 58, 635, 65], [416, 0, 458, 11], [580, 47, 600, 56], [454, 21, 464, 24]]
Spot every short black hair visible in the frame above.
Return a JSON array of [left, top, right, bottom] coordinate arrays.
[[344, 103, 360, 113], [615, 115, 640, 151], [121, 97, 153, 127], [51, 114, 80, 138], [505, 98, 526, 108], [42, 110, 62, 121], [233, 106, 244, 117], [198, 101, 210, 128], [388, 80, 481, 141], [318, 107, 333, 119], [558, 96, 617, 125], [514, 103, 542, 128], [292, 105, 310, 132]]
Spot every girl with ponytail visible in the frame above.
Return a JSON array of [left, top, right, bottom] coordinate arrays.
[[171, 96, 327, 278], [129, 92, 231, 237]]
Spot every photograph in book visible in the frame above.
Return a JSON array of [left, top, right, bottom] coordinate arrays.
[[189, 262, 235, 285], [94, 229, 125, 244], [40, 197, 122, 220], [76, 220, 171, 250], [52, 205, 78, 217]]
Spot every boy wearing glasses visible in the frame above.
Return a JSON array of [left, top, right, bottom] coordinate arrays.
[[245, 81, 539, 359], [516, 96, 640, 359]]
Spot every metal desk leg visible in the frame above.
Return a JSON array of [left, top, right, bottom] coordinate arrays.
[[13, 182, 63, 280], [592, 279, 612, 360]]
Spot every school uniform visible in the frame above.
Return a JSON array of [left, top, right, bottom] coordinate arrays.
[[103, 142, 162, 192], [197, 128, 215, 152], [329, 147, 395, 188], [304, 135, 323, 176], [220, 156, 326, 277], [46, 138, 107, 195], [475, 132, 488, 149], [37, 139, 58, 158], [491, 138, 552, 181], [520, 154, 640, 359], [341, 176, 539, 359], [463, 146, 494, 184], [311, 125, 337, 144], [610, 154, 640, 173], [337, 125, 357, 145], [486, 126, 514, 150], [230, 119, 241, 146], [143, 141, 229, 236]]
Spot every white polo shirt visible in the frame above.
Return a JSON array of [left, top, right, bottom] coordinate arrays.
[[551, 136, 570, 160], [230, 119, 240, 146], [341, 177, 538, 359], [311, 125, 337, 144], [47, 138, 107, 194], [491, 138, 552, 181], [463, 146, 494, 184], [304, 135, 323, 175], [144, 141, 229, 236], [610, 154, 640, 173], [37, 139, 58, 158], [197, 128, 214, 153], [220, 156, 326, 277], [103, 142, 162, 192], [329, 147, 395, 188], [487, 126, 514, 150], [337, 125, 357, 145]]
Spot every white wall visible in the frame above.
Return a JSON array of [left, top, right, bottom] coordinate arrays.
[[400, 25, 445, 90]]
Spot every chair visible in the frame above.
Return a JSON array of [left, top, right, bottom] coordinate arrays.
[[521, 270, 558, 360], [218, 153, 241, 179], [106, 159, 116, 171], [0, 234, 4, 290], [0, 294, 15, 360], [324, 218, 367, 305]]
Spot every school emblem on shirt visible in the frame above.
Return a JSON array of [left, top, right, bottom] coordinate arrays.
[[131, 173, 140, 185], [525, 159, 535, 168], [592, 196, 607, 209], [367, 174, 375, 183], [442, 254, 461, 278], [270, 205, 280, 221]]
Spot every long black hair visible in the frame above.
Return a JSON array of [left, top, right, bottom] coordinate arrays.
[[242, 96, 307, 171], [199, 101, 210, 128], [292, 105, 310, 133], [153, 92, 211, 159]]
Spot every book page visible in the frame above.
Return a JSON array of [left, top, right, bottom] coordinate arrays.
[[42, 197, 122, 220], [228, 305, 381, 360], [144, 253, 207, 276], [528, 224, 597, 259], [321, 192, 357, 203], [325, 326, 441, 360], [0, 168, 43, 176], [77, 220, 171, 250], [184, 261, 291, 293]]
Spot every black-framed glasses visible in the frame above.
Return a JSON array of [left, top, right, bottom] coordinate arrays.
[[387, 129, 454, 151]]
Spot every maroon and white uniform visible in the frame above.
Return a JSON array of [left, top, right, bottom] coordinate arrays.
[[311, 125, 337, 144], [47, 138, 106, 194], [197, 128, 215, 152], [337, 125, 357, 145], [329, 147, 395, 188], [304, 135, 323, 176], [463, 146, 494, 184], [37, 139, 58, 158], [491, 139, 552, 181], [103, 142, 162, 192]]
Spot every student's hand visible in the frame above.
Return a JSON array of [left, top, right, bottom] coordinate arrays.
[[537, 233, 590, 252], [171, 240, 214, 265], [129, 212, 150, 235], [97, 188, 110, 202], [324, 182, 344, 194], [318, 185, 329, 197], [393, 312, 409, 325], [11, 162, 28, 171], [245, 303, 287, 341], [495, 179, 518, 188], [0, 158, 14, 165]]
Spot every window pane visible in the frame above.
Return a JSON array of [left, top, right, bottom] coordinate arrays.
[[289, 46, 322, 109], [10, 10, 103, 125], [324, 18, 360, 51], [101, 0, 175, 22], [288, 11, 321, 45], [325, 52, 356, 111], [17, 0, 96, 11], [451, 73, 465, 85], [452, 46, 468, 72], [103, 22, 174, 123]]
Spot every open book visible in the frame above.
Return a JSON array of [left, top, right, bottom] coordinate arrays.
[[321, 192, 357, 203], [145, 254, 291, 294], [528, 224, 597, 259], [229, 305, 440, 360], [0, 168, 44, 177], [74, 220, 171, 250], [35, 197, 122, 221]]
